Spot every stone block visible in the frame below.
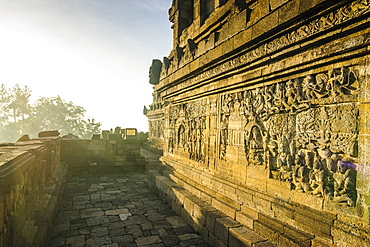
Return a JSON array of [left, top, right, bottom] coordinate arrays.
[[38, 130, 60, 138], [311, 237, 337, 247], [183, 196, 195, 216], [235, 211, 255, 229], [108, 134, 122, 140], [215, 188, 239, 208], [233, 28, 252, 48], [180, 206, 194, 227], [356, 162, 370, 195], [248, 0, 270, 25], [271, 202, 294, 224], [208, 233, 228, 247], [293, 212, 332, 240], [270, 0, 289, 10], [135, 235, 162, 246], [253, 220, 279, 244], [215, 217, 240, 245], [252, 11, 278, 37], [258, 214, 284, 233], [222, 39, 235, 56], [198, 224, 209, 242], [252, 195, 272, 215], [278, 0, 299, 24], [281, 224, 313, 247], [246, 167, 268, 191], [299, 0, 326, 13], [229, 226, 270, 247], [240, 204, 259, 219], [88, 140, 106, 151], [192, 202, 208, 227], [229, 9, 248, 37], [205, 210, 226, 234], [211, 198, 237, 219], [172, 202, 182, 215], [332, 226, 370, 247]]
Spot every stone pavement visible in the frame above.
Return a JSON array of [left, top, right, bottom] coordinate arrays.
[[46, 172, 209, 247]]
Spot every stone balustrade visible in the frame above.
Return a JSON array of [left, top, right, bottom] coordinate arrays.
[[0, 136, 66, 246]]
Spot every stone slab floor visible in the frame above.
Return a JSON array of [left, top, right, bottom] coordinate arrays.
[[46, 171, 209, 247]]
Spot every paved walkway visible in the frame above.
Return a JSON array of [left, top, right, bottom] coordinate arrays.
[[46, 171, 209, 247]]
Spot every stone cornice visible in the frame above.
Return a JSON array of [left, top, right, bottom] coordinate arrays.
[[157, 0, 370, 99]]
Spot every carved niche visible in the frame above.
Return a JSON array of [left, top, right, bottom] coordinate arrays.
[[218, 66, 359, 206]]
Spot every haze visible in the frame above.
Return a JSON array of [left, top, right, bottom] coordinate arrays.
[[0, 0, 172, 132]]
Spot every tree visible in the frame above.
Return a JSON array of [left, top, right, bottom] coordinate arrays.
[[8, 84, 31, 122], [0, 85, 102, 142], [31, 96, 102, 139]]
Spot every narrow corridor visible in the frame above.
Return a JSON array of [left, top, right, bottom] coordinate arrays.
[[46, 171, 209, 247]]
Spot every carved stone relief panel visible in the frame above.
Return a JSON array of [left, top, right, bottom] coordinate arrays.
[[168, 99, 208, 163], [149, 120, 164, 139], [218, 66, 360, 206]]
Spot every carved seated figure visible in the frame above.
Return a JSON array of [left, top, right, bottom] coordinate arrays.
[[293, 163, 311, 193], [333, 158, 357, 206], [309, 155, 326, 197]]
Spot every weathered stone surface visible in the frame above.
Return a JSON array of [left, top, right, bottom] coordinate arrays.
[[46, 171, 208, 247], [0, 137, 65, 247], [146, 0, 370, 246], [38, 130, 60, 137]]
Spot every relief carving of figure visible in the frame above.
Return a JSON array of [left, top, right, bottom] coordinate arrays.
[[333, 158, 357, 206], [309, 154, 326, 197], [254, 87, 265, 117], [245, 126, 264, 166], [292, 151, 311, 193], [302, 75, 321, 100], [178, 124, 186, 148], [168, 129, 175, 153], [220, 114, 229, 159], [327, 68, 345, 96], [273, 82, 287, 112], [261, 85, 274, 120], [266, 139, 278, 171], [285, 80, 298, 111]]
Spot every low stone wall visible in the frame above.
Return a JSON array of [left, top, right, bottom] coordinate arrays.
[[0, 137, 67, 246], [61, 138, 147, 174], [0, 132, 148, 246]]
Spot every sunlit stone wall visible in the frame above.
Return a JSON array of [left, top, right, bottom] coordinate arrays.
[[61, 129, 147, 173], [146, 0, 370, 246]]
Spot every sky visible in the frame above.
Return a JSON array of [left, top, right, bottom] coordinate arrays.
[[0, 0, 173, 132]]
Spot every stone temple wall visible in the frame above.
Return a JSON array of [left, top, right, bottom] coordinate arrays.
[[146, 0, 370, 246]]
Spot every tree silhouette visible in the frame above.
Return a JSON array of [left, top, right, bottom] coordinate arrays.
[[0, 84, 102, 142]]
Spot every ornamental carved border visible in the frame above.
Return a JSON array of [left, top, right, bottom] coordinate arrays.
[[219, 66, 359, 206], [164, 0, 369, 96]]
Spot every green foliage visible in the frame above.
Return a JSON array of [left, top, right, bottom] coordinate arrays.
[[0, 84, 102, 142]]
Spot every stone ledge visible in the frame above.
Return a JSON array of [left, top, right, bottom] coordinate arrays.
[[146, 169, 275, 247]]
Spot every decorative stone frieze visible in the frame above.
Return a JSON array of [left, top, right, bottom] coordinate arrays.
[[147, 0, 370, 246]]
